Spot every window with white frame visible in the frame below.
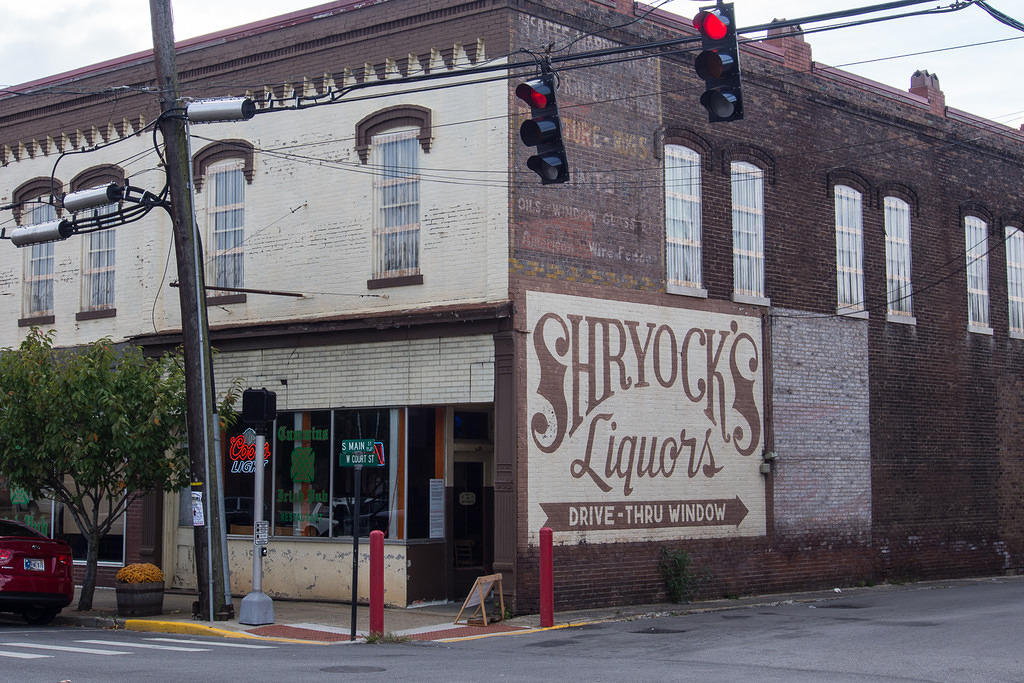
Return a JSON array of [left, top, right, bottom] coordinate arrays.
[[731, 161, 765, 299], [1007, 226, 1024, 336], [208, 159, 245, 289], [24, 200, 56, 317], [965, 215, 990, 329], [372, 128, 421, 278], [834, 185, 865, 313], [82, 205, 116, 311], [884, 196, 913, 317], [665, 145, 702, 292]]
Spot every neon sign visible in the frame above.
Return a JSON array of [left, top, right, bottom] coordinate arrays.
[[228, 434, 271, 474]]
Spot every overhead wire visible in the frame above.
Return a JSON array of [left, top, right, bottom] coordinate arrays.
[[4, 0, 1022, 313]]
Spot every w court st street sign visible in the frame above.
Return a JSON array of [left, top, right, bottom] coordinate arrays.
[[339, 439, 385, 467]]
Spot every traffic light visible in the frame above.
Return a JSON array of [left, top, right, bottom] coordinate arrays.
[[693, 3, 743, 122], [515, 74, 569, 184]]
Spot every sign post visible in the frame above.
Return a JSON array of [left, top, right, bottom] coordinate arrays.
[[339, 439, 384, 640]]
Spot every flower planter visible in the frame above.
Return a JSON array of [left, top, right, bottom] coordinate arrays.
[[116, 581, 165, 617]]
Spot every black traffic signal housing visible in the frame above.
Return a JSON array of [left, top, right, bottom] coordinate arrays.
[[242, 387, 277, 433], [693, 3, 743, 122], [515, 74, 570, 184]]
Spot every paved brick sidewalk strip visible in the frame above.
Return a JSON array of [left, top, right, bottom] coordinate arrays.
[[247, 625, 353, 642], [407, 624, 527, 641]]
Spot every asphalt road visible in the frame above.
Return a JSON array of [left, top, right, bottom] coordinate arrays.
[[0, 576, 1020, 682]]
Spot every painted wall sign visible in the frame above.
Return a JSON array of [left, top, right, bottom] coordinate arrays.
[[526, 291, 766, 542]]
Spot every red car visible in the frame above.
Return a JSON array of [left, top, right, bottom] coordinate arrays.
[[0, 520, 74, 625]]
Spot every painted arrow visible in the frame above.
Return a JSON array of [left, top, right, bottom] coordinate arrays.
[[540, 497, 749, 532]]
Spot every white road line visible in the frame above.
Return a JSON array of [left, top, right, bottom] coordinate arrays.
[[144, 637, 277, 649], [76, 639, 210, 652], [4, 642, 130, 656], [0, 650, 51, 659]]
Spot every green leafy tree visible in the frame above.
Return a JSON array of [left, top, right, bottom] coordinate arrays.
[[0, 329, 193, 611]]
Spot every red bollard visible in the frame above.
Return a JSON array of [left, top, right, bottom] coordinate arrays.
[[369, 530, 384, 636], [540, 526, 553, 628]]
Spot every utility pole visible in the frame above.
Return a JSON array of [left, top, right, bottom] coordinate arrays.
[[148, 0, 231, 620]]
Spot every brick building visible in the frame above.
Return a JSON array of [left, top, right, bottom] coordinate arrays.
[[1, 0, 1022, 610]]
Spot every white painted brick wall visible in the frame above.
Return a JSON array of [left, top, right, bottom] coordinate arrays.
[[213, 334, 494, 408], [770, 309, 872, 542], [0, 67, 509, 351]]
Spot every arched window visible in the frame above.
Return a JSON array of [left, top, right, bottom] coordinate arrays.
[[71, 165, 124, 318], [834, 184, 865, 314], [664, 145, 703, 293], [964, 215, 990, 330], [193, 141, 254, 300], [883, 196, 913, 319], [1006, 226, 1024, 337], [356, 106, 432, 287], [13, 177, 62, 323], [731, 161, 765, 301]]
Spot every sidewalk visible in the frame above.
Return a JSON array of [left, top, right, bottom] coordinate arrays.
[[51, 584, 861, 644], [54, 576, 1019, 644], [55, 587, 545, 643]]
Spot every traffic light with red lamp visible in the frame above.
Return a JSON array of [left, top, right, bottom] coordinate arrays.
[[693, 3, 743, 122], [515, 73, 570, 184]]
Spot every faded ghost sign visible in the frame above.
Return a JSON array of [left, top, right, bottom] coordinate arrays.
[[527, 292, 766, 542]]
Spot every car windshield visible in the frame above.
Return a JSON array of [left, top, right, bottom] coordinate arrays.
[[0, 520, 43, 538]]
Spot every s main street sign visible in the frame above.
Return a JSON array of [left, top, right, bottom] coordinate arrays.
[[339, 439, 385, 467]]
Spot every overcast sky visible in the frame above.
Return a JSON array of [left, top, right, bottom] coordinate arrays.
[[1, 0, 1021, 128]]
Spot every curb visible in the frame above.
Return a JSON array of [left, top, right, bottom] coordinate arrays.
[[54, 615, 120, 630], [123, 619, 268, 639]]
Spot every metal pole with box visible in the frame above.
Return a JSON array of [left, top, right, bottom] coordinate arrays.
[[239, 388, 276, 626]]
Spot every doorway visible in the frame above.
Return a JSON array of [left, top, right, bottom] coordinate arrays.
[[451, 455, 493, 598]]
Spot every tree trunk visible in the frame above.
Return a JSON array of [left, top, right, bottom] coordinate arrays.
[[76, 531, 101, 611]]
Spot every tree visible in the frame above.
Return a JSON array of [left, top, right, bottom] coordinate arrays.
[[0, 329, 193, 610]]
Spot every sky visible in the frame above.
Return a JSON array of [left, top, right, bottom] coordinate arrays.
[[0, 0, 1021, 128]]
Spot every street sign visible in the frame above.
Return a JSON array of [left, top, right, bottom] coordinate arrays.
[[339, 439, 385, 467], [254, 520, 269, 546]]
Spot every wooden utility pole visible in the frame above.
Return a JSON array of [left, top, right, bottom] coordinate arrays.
[[148, 0, 231, 621]]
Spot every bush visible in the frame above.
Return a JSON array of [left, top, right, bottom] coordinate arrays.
[[658, 547, 708, 603], [116, 563, 164, 584]]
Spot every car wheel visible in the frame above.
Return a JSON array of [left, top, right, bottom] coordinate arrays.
[[22, 607, 59, 626]]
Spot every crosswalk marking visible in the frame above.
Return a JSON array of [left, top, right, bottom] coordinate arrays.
[[76, 639, 210, 652], [0, 635, 277, 661], [0, 649, 51, 659], [3, 642, 129, 656], [145, 637, 277, 649]]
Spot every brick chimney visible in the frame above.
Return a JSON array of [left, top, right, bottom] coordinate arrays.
[[909, 69, 946, 118], [766, 20, 812, 73]]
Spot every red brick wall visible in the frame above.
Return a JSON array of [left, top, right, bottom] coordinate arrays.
[[508, 0, 1024, 609]]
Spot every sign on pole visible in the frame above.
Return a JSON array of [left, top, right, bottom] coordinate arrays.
[[254, 520, 269, 547], [339, 439, 385, 467]]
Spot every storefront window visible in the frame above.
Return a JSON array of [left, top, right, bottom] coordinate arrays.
[[332, 409, 393, 538], [221, 406, 449, 541], [222, 423, 273, 534], [1, 479, 123, 563], [406, 407, 438, 539], [0, 481, 52, 537], [274, 411, 332, 537], [54, 500, 125, 563]]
